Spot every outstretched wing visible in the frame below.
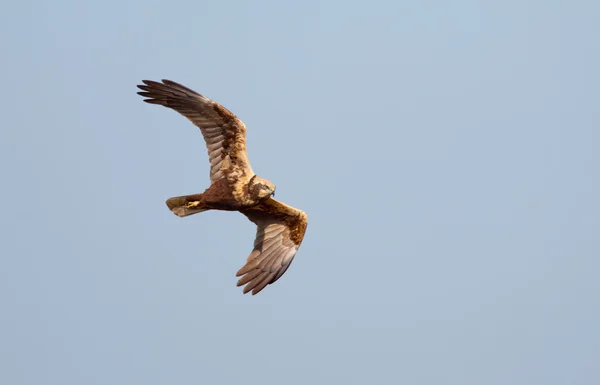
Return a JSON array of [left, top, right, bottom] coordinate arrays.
[[137, 79, 253, 184], [237, 198, 308, 295]]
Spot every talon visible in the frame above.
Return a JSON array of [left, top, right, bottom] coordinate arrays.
[[187, 201, 200, 208]]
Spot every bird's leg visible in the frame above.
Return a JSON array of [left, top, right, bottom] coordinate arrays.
[[186, 201, 201, 208]]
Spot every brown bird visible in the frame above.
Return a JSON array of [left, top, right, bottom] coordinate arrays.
[[137, 79, 308, 295]]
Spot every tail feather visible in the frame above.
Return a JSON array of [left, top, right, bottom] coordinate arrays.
[[166, 194, 208, 217]]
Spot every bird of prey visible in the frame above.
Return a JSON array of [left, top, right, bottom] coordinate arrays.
[[137, 79, 308, 295]]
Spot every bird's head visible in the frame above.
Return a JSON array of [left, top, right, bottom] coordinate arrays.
[[249, 175, 276, 200]]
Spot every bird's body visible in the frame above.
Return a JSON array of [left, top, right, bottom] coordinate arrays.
[[165, 175, 267, 216], [137, 79, 307, 295]]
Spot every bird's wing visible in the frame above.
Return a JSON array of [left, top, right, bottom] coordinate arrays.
[[137, 79, 253, 184], [237, 198, 308, 295]]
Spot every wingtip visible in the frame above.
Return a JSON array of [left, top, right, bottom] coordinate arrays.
[[137, 80, 159, 93], [251, 287, 264, 295], [242, 285, 253, 295], [143, 99, 163, 105]]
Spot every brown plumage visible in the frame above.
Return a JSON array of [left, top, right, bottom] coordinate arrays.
[[137, 79, 308, 295]]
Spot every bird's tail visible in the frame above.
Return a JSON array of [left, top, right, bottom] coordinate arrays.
[[165, 194, 209, 217]]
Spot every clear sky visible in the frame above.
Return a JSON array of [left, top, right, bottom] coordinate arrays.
[[1, 1, 599, 384]]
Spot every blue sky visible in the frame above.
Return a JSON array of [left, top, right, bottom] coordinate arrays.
[[2, 1, 599, 384]]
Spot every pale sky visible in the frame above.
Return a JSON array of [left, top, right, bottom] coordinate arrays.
[[1, 1, 599, 384]]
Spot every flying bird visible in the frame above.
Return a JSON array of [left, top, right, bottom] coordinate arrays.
[[137, 79, 307, 295]]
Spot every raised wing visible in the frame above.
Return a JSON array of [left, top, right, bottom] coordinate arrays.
[[237, 198, 308, 295], [137, 79, 253, 184]]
